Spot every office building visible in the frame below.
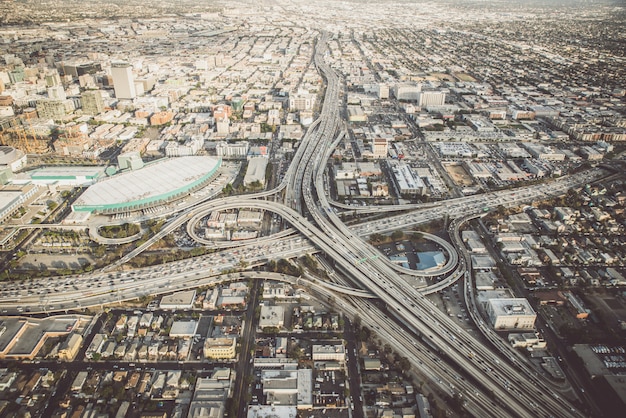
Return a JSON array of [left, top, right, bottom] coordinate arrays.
[[418, 91, 446, 107], [393, 83, 421, 101], [390, 162, 426, 196], [311, 344, 345, 362], [203, 338, 237, 359], [117, 151, 144, 171], [111, 63, 136, 100], [57, 333, 83, 361], [47, 85, 66, 100], [378, 83, 389, 99], [36, 99, 74, 120], [372, 137, 388, 158], [80, 90, 104, 116], [288, 90, 316, 111], [261, 369, 312, 409], [244, 157, 268, 187], [259, 305, 284, 329], [486, 298, 536, 330]]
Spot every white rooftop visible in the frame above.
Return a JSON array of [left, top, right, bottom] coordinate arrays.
[[169, 320, 199, 337], [74, 156, 220, 208], [247, 405, 297, 418], [488, 298, 536, 316]]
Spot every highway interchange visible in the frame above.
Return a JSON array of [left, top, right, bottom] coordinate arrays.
[[0, 32, 612, 417]]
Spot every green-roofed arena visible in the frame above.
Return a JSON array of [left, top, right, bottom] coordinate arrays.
[[72, 156, 222, 214]]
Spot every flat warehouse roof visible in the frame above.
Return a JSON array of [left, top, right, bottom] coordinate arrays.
[[0, 191, 22, 211], [30, 166, 105, 179], [72, 156, 221, 213]]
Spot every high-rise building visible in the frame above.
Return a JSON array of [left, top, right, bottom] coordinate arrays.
[[378, 83, 389, 99], [36, 99, 74, 120], [288, 89, 316, 112], [372, 137, 388, 158], [111, 63, 136, 100], [216, 117, 230, 135], [47, 85, 66, 100], [45, 71, 62, 87], [418, 91, 446, 107], [393, 83, 421, 101], [80, 90, 104, 116]]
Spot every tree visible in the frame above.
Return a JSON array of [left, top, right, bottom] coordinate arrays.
[[358, 326, 371, 342], [369, 233, 385, 244], [391, 230, 404, 241], [222, 183, 234, 196], [301, 254, 318, 272], [398, 357, 411, 373], [289, 344, 304, 360], [409, 232, 423, 241]]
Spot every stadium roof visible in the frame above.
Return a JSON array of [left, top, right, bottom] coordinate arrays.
[[72, 156, 221, 213]]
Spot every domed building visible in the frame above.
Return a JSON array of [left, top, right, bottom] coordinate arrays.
[[72, 156, 222, 214]]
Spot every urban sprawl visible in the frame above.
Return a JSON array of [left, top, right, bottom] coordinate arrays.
[[0, 1, 624, 418]]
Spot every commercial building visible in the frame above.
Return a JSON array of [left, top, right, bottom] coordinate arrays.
[[508, 333, 546, 350], [169, 320, 199, 339], [347, 105, 367, 122], [563, 291, 591, 319], [523, 143, 566, 161], [247, 405, 297, 418], [259, 305, 284, 329], [203, 338, 237, 359], [71, 371, 89, 392], [164, 137, 204, 157], [372, 137, 388, 158], [0, 184, 38, 224], [378, 83, 389, 99], [0, 316, 80, 360], [62, 61, 102, 78], [262, 283, 292, 299], [47, 86, 65, 100], [117, 151, 144, 171], [579, 146, 603, 161], [111, 62, 136, 100], [288, 90, 316, 111], [187, 369, 232, 418], [72, 156, 221, 213], [237, 209, 263, 227], [57, 333, 83, 361], [150, 111, 174, 126], [36, 98, 74, 119], [244, 156, 268, 187], [24, 166, 104, 186], [159, 290, 196, 311], [216, 141, 249, 159], [390, 162, 426, 196], [0, 370, 16, 391], [0, 145, 26, 172], [312, 344, 345, 362], [486, 298, 536, 330], [80, 90, 104, 116], [418, 91, 446, 107], [393, 83, 421, 101], [261, 369, 312, 409]]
